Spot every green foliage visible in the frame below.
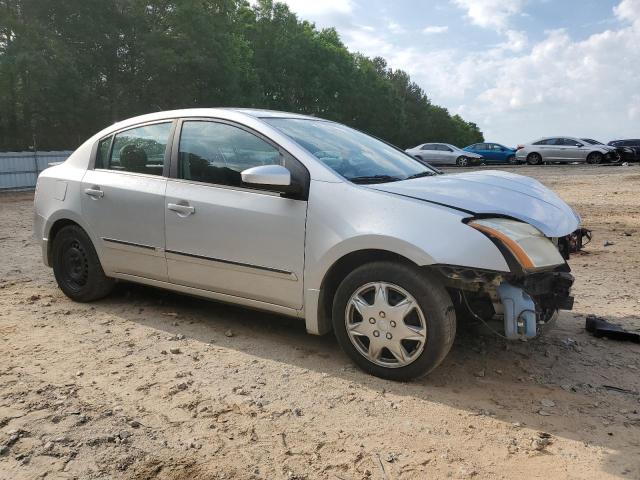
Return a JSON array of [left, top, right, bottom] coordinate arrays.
[[0, 0, 483, 151]]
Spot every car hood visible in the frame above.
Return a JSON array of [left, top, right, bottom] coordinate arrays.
[[368, 170, 580, 237]]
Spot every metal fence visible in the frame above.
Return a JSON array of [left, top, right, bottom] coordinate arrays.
[[0, 151, 73, 190]]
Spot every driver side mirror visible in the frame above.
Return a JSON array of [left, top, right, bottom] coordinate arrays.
[[241, 164, 300, 194]]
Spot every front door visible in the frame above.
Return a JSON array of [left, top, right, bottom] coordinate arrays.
[[81, 121, 174, 280], [164, 119, 308, 309]]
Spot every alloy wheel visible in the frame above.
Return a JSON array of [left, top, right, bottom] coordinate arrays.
[[528, 153, 541, 165], [345, 282, 427, 368]]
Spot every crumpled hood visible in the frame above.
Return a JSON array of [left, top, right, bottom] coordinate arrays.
[[369, 170, 580, 237]]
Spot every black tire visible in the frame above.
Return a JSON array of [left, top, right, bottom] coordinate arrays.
[[526, 152, 542, 165], [507, 155, 518, 165], [52, 225, 114, 302], [586, 152, 603, 164], [332, 262, 456, 381], [456, 156, 468, 167]]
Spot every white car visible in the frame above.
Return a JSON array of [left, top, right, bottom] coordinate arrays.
[[405, 143, 483, 167], [34, 109, 579, 380], [515, 137, 620, 164]]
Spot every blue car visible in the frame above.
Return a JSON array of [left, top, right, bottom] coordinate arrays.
[[463, 142, 518, 164]]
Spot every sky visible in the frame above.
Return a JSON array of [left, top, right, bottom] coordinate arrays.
[[263, 0, 640, 146]]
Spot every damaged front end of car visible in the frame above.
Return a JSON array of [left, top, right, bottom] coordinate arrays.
[[434, 217, 578, 340]]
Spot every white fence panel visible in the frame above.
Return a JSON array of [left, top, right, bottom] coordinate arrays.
[[0, 151, 73, 190]]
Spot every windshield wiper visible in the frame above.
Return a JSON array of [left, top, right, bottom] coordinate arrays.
[[405, 171, 436, 180], [348, 174, 402, 184]]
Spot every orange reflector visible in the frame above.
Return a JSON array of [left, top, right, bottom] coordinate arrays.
[[470, 223, 535, 270]]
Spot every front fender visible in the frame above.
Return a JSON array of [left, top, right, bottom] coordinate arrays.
[[302, 180, 510, 334]]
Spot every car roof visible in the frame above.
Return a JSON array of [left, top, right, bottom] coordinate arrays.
[[225, 108, 316, 119], [95, 108, 325, 142]]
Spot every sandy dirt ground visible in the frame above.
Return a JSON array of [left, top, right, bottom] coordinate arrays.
[[1, 164, 639, 480]]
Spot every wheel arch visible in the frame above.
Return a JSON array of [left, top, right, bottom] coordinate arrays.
[[47, 218, 83, 266], [313, 248, 425, 336], [587, 150, 604, 161], [44, 212, 100, 267]]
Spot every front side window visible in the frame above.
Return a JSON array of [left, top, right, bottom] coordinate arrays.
[[178, 121, 281, 186], [264, 118, 435, 183], [105, 122, 172, 175], [533, 139, 550, 145]]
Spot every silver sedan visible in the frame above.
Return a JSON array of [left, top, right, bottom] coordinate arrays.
[[515, 137, 620, 165], [33, 109, 579, 380], [405, 143, 483, 167]]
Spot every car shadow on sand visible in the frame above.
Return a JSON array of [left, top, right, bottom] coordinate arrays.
[[96, 281, 639, 478]]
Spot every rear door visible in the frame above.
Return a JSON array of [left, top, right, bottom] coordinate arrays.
[[81, 121, 175, 280], [419, 144, 439, 162], [538, 138, 563, 162], [164, 119, 308, 309]]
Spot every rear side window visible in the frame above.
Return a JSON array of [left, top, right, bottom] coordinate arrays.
[[421, 144, 435, 150], [100, 122, 172, 175], [178, 121, 281, 187]]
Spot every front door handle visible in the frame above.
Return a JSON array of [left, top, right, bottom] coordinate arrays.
[[167, 202, 195, 217], [84, 187, 104, 198]]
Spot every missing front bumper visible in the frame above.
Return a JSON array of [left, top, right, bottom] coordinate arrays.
[[438, 266, 574, 340], [498, 272, 574, 339]]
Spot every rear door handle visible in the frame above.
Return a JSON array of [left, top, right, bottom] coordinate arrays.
[[84, 187, 104, 198], [167, 202, 195, 217]]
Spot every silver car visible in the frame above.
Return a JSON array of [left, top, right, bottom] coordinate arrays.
[[405, 143, 483, 167], [515, 136, 620, 165], [34, 108, 580, 380]]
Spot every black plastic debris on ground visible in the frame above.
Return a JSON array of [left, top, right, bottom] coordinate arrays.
[[585, 315, 640, 343]]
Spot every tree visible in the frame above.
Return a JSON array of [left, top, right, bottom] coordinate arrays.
[[0, 0, 483, 151]]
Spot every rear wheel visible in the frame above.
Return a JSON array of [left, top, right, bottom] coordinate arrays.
[[52, 225, 114, 302], [527, 152, 542, 165], [332, 262, 456, 380], [586, 152, 603, 164], [456, 156, 468, 167]]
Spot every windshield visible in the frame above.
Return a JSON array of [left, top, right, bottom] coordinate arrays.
[[263, 118, 436, 183], [582, 138, 603, 145]]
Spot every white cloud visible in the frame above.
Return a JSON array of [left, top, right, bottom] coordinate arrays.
[[614, 0, 640, 24], [422, 25, 449, 34], [388, 21, 405, 34], [262, 0, 640, 145], [452, 0, 527, 30], [496, 29, 528, 52]]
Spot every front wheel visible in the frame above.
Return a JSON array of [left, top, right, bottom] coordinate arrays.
[[586, 152, 603, 164], [527, 153, 542, 165], [507, 155, 518, 165], [52, 225, 115, 302], [456, 156, 469, 167], [332, 262, 456, 380]]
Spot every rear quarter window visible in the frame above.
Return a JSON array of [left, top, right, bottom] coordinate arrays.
[[95, 136, 112, 169]]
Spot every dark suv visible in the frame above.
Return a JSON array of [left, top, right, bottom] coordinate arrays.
[[607, 139, 640, 162]]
